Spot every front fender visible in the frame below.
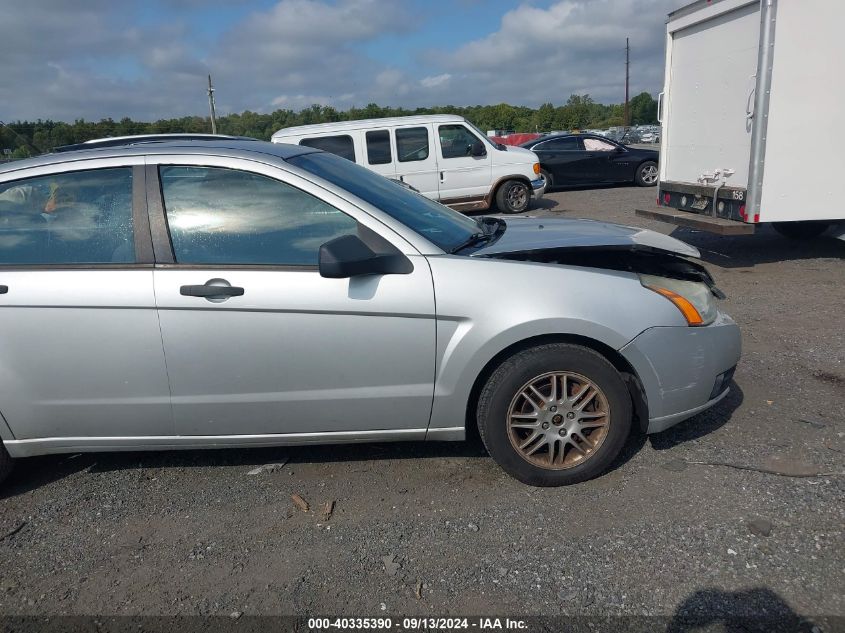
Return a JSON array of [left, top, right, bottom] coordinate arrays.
[[424, 256, 684, 432]]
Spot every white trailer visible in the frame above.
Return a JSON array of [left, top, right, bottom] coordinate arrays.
[[639, 0, 845, 239]]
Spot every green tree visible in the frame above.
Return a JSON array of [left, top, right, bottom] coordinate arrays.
[[629, 92, 657, 125]]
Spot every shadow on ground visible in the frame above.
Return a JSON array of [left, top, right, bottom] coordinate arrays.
[[0, 437, 490, 500], [665, 586, 823, 633], [649, 380, 744, 451], [2, 382, 743, 498], [670, 224, 844, 268]]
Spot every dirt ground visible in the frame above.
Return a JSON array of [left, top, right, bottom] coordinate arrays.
[[1, 185, 843, 627]]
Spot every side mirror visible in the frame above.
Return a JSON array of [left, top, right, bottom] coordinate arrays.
[[470, 141, 487, 157], [319, 234, 413, 279]]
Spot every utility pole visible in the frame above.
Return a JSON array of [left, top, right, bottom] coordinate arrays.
[[207, 74, 218, 135], [624, 38, 630, 127]]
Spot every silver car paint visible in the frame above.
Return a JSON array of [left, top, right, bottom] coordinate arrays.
[[421, 255, 692, 434], [473, 217, 701, 259], [0, 270, 172, 440], [0, 141, 741, 458], [145, 154, 437, 437], [620, 311, 741, 432]]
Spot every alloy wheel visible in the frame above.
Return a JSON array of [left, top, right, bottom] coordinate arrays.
[[506, 371, 611, 470], [640, 164, 658, 185], [507, 183, 528, 210]]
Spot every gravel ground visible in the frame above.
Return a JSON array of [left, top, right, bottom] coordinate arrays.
[[0, 185, 842, 628]]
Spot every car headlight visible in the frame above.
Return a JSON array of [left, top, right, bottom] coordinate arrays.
[[639, 274, 718, 326]]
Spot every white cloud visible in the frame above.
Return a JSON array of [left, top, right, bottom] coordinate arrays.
[[0, 0, 676, 121], [420, 73, 452, 89]]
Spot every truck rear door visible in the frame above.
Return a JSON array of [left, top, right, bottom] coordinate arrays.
[[661, 0, 761, 189]]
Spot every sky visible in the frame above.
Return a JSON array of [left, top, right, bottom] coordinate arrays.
[[0, 0, 679, 122]]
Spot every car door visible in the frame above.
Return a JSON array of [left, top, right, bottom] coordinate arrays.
[[393, 125, 440, 198], [531, 136, 591, 185], [580, 136, 628, 182], [434, 123, 492, 203], [0, 159, 172, 441], [147, 156, 437, 438]]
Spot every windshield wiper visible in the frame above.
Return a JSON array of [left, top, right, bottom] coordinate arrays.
[[450, 232, 491, 254], [450, 217, 506, 254]]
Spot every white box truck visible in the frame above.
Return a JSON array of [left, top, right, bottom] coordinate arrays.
[[639, 0, 845, 240]]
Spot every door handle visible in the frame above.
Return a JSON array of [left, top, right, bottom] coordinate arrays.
[[440, 171, 444, 182], [0, 285, 7, 294], [180, 284, 244, 298]]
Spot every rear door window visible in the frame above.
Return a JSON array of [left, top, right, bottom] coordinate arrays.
[[0, 167, 135, 264], [300, 135, 356, 161], [366, 130, 392, 165], [396, 127, 430, 162], [535, 137, 583, 151]]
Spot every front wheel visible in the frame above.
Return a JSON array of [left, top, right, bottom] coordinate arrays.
[[495, 180, 531, 214], [772, 221, 829, 239], [635, 161, 659, 187], [539, 169, 554, 191], [477, 343, 632, 486]]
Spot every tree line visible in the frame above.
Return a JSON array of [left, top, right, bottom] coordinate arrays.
[[1, 92, 657, 159]]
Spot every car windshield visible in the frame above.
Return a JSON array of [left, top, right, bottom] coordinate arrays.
[[287, 151, 480, 252]]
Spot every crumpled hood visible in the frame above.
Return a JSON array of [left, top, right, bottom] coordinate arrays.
[[471, 217, 700, 259]]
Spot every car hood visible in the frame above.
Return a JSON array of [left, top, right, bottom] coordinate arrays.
[[471, 217, 700, 259], [493, 144, 539, 166]]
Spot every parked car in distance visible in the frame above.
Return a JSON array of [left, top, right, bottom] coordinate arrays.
[[271, 115, 545, 214], [520, 133, 660, 190], [0, 135, 739, 487]]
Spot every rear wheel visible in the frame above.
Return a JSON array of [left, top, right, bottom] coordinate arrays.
[[539, 169, 554, 191], [772, 221, 829, 239], [496, 180, 530, 214], [477, 343, 632, 486], [635, 161, 659, 187], [0, 443, 13, 486]]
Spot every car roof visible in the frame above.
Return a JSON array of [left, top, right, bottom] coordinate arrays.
[[0, 136, 318, 176], [271, 114, 466, 139], [524, 132, 613, 146]]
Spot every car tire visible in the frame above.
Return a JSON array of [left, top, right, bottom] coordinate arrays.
[[476, 343, 632, 486], [495, 180, 531, 214], [0, 443, 14, 486], [772, 221, 829, 239], [635, 161, 659, 187], [540, 169, 554, 191]]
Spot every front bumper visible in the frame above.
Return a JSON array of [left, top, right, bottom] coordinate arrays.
[[530, 177, 546, 200], [620, 312, 741, 434]]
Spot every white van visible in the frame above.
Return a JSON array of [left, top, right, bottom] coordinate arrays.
[[271, 115, 545, 213]]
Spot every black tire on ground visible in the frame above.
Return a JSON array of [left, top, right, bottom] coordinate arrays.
[[476, 343, 632, 486], [495, 179, 531, 214], [772, 221, 830, 239], [634, 161, 659, 187], [540, 169, 554, 191], [0, 443, 14, 486]]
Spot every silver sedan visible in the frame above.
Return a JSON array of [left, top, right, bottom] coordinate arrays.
[[0, 135, 740, 486]]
